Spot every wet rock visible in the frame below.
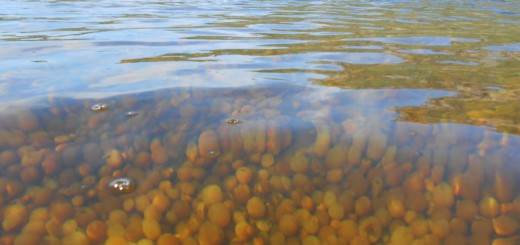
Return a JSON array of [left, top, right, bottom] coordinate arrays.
[[2, 204, 28, 232], [198, 130, 220, 159]]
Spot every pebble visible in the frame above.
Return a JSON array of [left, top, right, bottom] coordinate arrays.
[[200, 184, 223, 206], [246, 197, 266, 219], [235, 221, 254, 241], [2, 204, 28, 232], [198, 130, 220, 159], [157, 233, 180, 245], [359, 216, 382, 243], [86, 220, 107, 243], [208, 203, 231, 228], [390, 226, 413, 245], [1, 88, 519, 245], [150, 139, 169, 165], [279, 214, 299, 236], [492, 215, 519, 236], [199, 222, 223, 245], [142, 218, 161, 241], [432, 182, 454, 208]]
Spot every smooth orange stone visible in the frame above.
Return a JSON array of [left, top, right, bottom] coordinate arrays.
[[390, 226, 413, 245], [235, 221, 254, 241], [150, 139, 168, 165], [75, 207, 96, 227], [142, 218, 161, 241], [13, 233, 42, 245], [200, 184, 223, 206], [358, 216, 382, 243], [279, 214, 299, 236], [405, 191, 428, 214], [355, 196, 372, 217], [410, 219, 430, 238], [86, 220, 107, 243], [157, 233, 181, 245], [2, 204, 28, 232], [125, 216, 144, 242], [151, 194, 170, 214], [492, 215, 519, 236], [198, 130, 220, 159], [106, 149, 124, 168], [325, 145, 348, 169], [456, 200, 478, 222], [233, 184, 251, 204], [327, 169, 343, 184], [492, 170, 515, 202], [404, 172, 425, 193], [236, 167, 253, 184], [208, 203, 231, 228], [199, 222, 223, 245], [22, 220, 46, 236], [328, 203, 344, 220], [32, 188, 53, 206], [246, 197, 266, 219], [337, 220, 358, 243], [432, 182, 454, 208], [429, 219, 450, 240], [105, 236, 126, 245]]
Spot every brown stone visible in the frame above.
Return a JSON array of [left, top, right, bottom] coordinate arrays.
[[86, 220, 107, 243], [2, 204, 28, 232], [198, 130, 221, 159]]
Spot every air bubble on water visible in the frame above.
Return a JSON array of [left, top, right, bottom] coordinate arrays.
[[208, 150, 217, 155], [91, 103, 108, 112], [226, 118, 242, 125], [126, 111, 138, 118], [107, 177, 136, 194]]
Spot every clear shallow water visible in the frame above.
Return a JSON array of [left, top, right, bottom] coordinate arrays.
[[0, 1, 519, 244]]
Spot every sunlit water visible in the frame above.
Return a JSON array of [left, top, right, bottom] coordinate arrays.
[[0, 0, 519, 244]]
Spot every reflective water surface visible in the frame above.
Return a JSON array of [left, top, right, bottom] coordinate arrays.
[[0, 0, 519, 244]]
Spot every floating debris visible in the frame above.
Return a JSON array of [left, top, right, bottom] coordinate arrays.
[[91, 103, 108, 112], [126, 111, 138, 118], [107, 177, 136, 194], [226, 118, 242, 125]]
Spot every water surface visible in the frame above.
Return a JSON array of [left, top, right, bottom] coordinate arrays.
[[0, 0, 519, 244]]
